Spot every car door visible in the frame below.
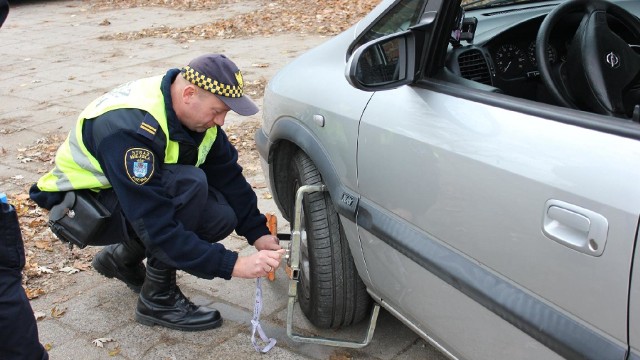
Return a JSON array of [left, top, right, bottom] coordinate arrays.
[[628, 231, 640, 360], [353, 2, 640, 360]]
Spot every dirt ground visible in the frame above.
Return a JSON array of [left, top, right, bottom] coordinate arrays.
[[2, 0, 380, 301]]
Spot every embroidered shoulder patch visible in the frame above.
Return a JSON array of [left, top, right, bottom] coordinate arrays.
[[124, 148, 155, 185]]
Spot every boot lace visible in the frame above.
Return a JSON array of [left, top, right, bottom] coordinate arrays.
[[171, 284, 198, 311]]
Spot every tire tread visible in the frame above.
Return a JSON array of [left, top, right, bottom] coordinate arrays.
[[291, 151, 370, 329]]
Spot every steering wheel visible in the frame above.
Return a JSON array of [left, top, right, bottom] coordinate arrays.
[[536, 0, 640, 118]]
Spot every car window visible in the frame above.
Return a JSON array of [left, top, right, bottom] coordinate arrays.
[[353, 0, 428, 51]]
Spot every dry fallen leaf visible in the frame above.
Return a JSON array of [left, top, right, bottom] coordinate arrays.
[[37, 266, 54, 274], [25, 287, 45, 300], [34, 240, 51, 249], [330, 350, 354, 360], [51, 306, 66, 318], [252, 182, 266, 189], [14, 193, 30, 201], [59, 266, 80, 274], [73, 261, 91, 271], [108, 347, 121, 356], [34, 311, 46, 320], [92, 337, 114, 348], [44, 343, 52, 351], [95, 0, 379, 42]]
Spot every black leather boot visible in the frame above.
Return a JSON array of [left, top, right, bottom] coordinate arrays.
[[92, 237, 146, 293], [135, 264, 222, 331]]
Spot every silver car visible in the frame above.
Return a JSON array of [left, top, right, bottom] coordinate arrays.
[[255, 0, 640, 359]]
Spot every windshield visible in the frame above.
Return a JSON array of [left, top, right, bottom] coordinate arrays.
[[462, 0, 556, 11]]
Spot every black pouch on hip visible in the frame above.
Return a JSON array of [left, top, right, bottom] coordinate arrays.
[[48, 191, 111, 249]]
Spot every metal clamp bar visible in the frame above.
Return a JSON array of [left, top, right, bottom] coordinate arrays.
[[287, 299, 380, 348], [286, 184, 380, 348], [287, 184, 325, 286]]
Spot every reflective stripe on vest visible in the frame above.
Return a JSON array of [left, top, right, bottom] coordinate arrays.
[[37, 76, 217, 192]]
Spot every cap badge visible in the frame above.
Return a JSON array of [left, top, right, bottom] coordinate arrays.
[[235, 71, 244, 89]]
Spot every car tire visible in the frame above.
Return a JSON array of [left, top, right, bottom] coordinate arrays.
[[290, 150, 371, 329]]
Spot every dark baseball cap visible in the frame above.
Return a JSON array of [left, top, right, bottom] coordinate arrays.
[[181, 54, 259, 116]]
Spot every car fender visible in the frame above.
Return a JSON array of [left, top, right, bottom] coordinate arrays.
[[256, 116, 359, 223], [256, 117, 375, 292]]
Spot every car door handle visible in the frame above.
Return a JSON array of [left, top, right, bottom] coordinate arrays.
[[542, 200, 608, 257]]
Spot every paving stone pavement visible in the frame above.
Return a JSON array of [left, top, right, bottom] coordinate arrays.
[[0, 1, 448, 359]]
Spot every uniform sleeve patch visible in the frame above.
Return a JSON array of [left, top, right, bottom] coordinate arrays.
[[124, 148, 155, 185]]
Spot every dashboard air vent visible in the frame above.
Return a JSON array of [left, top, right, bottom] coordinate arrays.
[[458, 50, 491, 85]]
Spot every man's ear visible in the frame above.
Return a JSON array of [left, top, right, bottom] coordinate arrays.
[[182, 85, 197, 104]]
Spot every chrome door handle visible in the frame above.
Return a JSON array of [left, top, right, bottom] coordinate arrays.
[[542, 199, 609, 256]]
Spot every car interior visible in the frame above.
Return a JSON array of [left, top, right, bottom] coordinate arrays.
[[445, 1, 640, 121]]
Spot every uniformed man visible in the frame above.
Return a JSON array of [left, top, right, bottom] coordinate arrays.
[[0, 0, 6, 26], [29, 54, 284, 331], [1, 1, 49, 358]]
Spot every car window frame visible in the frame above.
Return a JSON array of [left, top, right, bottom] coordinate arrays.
[[415, 76, 640, 141]]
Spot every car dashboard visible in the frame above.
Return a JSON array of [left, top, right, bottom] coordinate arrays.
[[445, 1, 640, 104]]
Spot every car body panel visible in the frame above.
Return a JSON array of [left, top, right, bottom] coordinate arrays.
[[258, 13, 380, 291], [355, 83, 638, 359], [257, 0, 640, 358], [255, 119, 374, 287], [262, 30, 373, 195], [361, 227, 566, 360], [627, 225, 640, 358], [357, 85, 640, 341]]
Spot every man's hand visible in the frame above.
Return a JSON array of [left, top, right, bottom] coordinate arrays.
[[231, 249, 286, 279], [253, 234, 281, 251]]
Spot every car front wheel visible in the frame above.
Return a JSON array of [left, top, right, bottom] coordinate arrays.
[[290, 150, 371, 329]]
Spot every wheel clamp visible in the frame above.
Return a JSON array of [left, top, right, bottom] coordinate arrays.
[[281, 184, 381, 348]]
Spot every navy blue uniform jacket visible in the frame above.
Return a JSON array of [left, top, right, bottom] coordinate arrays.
[[31, 69, 270, 280]]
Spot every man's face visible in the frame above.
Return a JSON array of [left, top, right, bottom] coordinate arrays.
[[181, 87, 231, 132]]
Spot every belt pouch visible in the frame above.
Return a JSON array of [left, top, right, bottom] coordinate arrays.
[[48, 191, 111, 249]]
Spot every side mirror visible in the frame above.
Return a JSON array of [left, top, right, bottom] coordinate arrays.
[[346, 30, 416, 91]]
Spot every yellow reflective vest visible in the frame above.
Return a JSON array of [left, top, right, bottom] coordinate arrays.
[[37, 75, 218, 192]]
